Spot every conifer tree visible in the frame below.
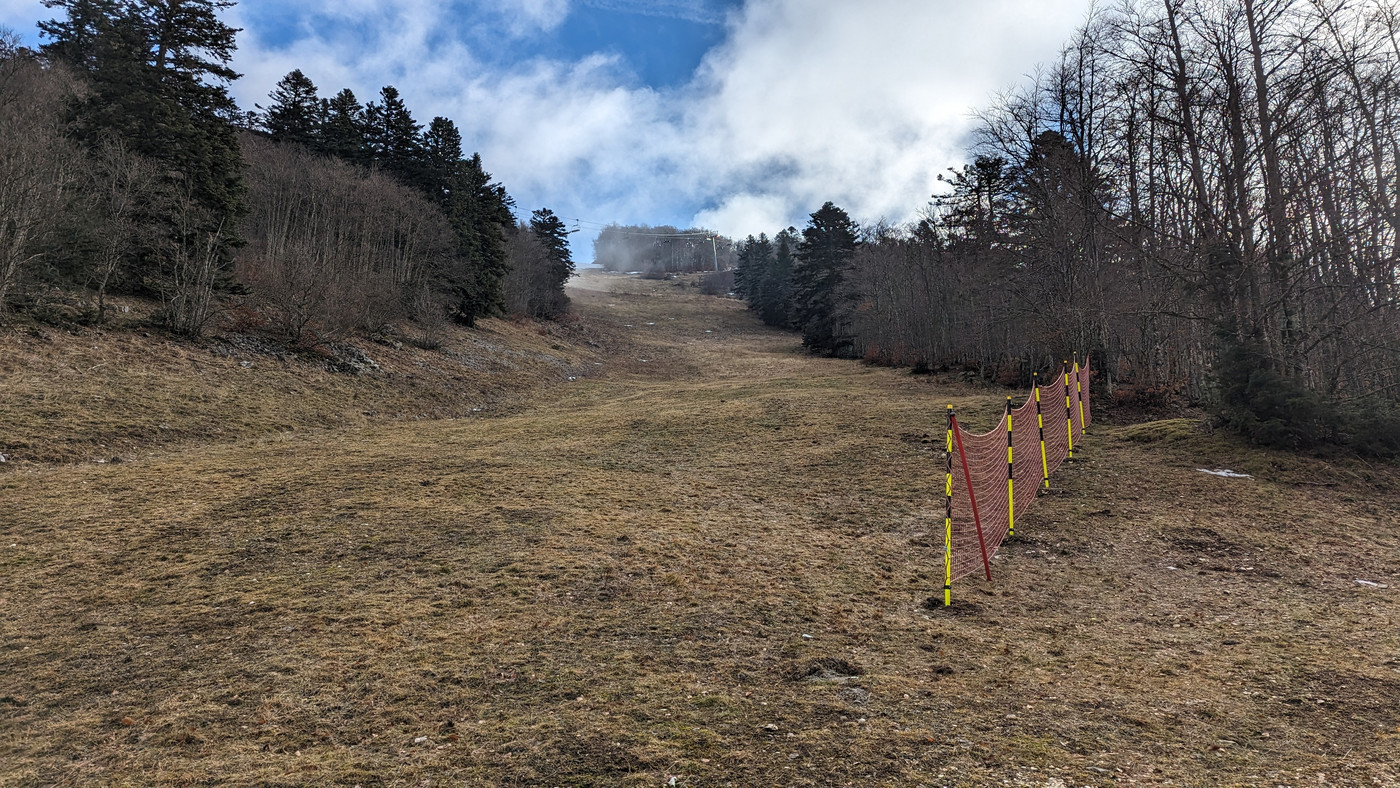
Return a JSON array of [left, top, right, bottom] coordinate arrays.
[[529, 208, 572, 286], [422, 116, 464, 203], [441, 153, 514, 326], [755, 227, 796, 328], [318, 88, 367, 164], [263, 69, 321, 148], [53, 0, 244, 220], [792, 202, 859, 356], [526, 208, 573, 317], [43, 0, 245, 333], [364, 85, 423, 185], [38, 0, 120, 68], [734, 233, 771, 300]]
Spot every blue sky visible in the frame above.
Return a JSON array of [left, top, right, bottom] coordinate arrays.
[[0, 0, 1091, 260]]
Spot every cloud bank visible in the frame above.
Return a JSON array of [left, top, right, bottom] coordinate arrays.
[[1, 0, 1091, 251]]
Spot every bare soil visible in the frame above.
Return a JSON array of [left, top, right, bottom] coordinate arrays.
[[2, 271, 1397, 786]]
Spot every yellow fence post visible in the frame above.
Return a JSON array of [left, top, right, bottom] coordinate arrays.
[[1063, 362, 1075, 461], [1034, 373, 1049, 490], [1074, 353, 1086, 434], [943, 405, 954, 606], [1006, 396, 1015, 538]]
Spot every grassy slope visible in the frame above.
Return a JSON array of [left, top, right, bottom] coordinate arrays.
[[2, 273, 1398, 786]]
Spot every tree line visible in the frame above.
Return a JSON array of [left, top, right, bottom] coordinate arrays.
[[0, 0, 573, 345], [736, 0, 1400, 454]]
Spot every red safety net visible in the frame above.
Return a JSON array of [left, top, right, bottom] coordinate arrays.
[[943, 359, 1091, 584]]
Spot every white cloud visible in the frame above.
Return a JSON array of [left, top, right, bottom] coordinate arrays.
[[483, 0, 572, 36], [684, 0, 1089, 236]]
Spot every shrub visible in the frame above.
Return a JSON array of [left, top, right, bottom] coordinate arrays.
[[1214, 340, 1400, 457]]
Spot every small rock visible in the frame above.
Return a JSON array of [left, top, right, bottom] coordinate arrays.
[[762, 723, 779, 732], [413, 736, 428, 744], [239, 360, 253, 369]]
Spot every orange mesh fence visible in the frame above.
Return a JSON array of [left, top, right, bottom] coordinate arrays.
[[1011, 396, 1041, 523], [948, 415, 1009, 581], [1078, 361, 1092, 429], [940, 358, 1091, 594], [1040, 377, 1070, 479]]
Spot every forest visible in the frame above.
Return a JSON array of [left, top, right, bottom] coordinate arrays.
[[0, 0, 573, 346], [735, 0, 1400, 455]]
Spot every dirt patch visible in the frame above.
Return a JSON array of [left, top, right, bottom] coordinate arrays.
[[782, 657, 865, 682]]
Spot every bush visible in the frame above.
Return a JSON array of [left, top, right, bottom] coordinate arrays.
[[1214, 340, 1400, 457]]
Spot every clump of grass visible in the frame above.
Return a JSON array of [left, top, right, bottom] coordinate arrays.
[[1120, 417, 1203, 443]]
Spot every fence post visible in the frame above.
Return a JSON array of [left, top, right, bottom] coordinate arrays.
[[1074, 353, 1087, 434], [1063, 362, 1075, 461], [943, 405, 954, 606], [1034, 373, 1049, 490], [1006, 396, 1015, 538], [1075, 354, 1086, 433], [951, 414, 993, 581]]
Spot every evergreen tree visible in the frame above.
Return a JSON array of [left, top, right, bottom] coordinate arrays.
[[527, 208, 573, 317], [43, 0, 245, 333], [734, 233, 771, 300], [318, 88, 367, 164], [263, 69, 321, 148], [38, 0, 120, 68], [792, 202, 859, 356], [755, 227, 796, 328], [59, 0, 244, 220], [935, 154, 1013, 244], [364, 85, 423, 185], [441, 153, 513, 326], [422, 116, 463, 203]]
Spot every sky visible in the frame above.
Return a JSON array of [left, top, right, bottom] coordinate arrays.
[[0, 0, 1091, 260]]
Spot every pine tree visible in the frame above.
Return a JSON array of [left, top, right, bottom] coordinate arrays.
[[61, 0, 244, 220], [524, 208, 573, 318], [734, 233, 771, 300], [792, 202, 859, 356], [44, 0, 245, 333], [422, 116, 463, 204], [441, 153, 514, 326], [755, 227, 796, 328], [364, 85, 423, 185], [38, 0, 120, 68], [318, 88, 367, 164], [263, 69, 321, 148], [529, 207, 572, 276]]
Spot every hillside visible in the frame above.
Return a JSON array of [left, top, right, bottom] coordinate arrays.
[[2, 272, 1398, 786]]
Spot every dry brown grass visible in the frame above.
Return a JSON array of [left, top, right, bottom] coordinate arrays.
[[0, 301, 605, 467], [2, 272, 1398, 786]]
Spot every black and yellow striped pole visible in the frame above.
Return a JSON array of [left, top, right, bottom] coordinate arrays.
[[1033, 373, 1049, 490], [943, 405, 954, 606], [1063, 362, 1075, 461], [1073, 352, 1086, 433], [1005, 396, 1015, 538]]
